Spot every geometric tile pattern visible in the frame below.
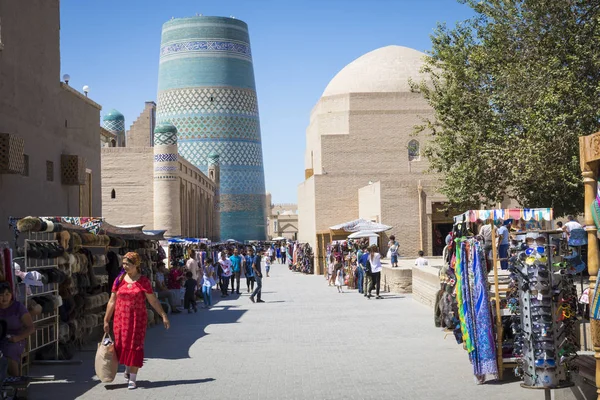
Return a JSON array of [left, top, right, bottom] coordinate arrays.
[[154, 153, 178, 162], [156, 87, 259, 116], [167, 115, 260, 141], [217, 167, 266, 195], [160, 40, 252, 60], [154, 166, 178, 172], [154, 131, 178, 146], [178, 141, 263, 167], [102, 119, 124, 133]]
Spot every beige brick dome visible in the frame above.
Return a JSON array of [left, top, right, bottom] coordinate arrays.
[[322, 45, 427, 97]]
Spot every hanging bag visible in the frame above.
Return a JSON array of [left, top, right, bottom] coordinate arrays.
[[95, 333, 118, 383]]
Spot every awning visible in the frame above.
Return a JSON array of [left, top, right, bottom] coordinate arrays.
[[453, 208, 553, 224], [272, 236, 286, 241], [347, 230, 379, 239], [329, 218, 392, 233]]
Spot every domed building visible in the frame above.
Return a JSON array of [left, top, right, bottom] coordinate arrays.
[[102, 109, 126, 147], [298, 45, 453, 269]]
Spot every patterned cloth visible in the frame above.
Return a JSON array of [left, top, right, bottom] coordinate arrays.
[[112, 276, 153, 368], [471, 243, 498, 378]]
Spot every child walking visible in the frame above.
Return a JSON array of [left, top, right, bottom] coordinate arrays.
[[335, 266, 344, 293], [183, 271, 198, 313], [264, 253, 271, 277]]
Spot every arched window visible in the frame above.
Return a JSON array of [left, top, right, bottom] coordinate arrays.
[[111, 189, 116, 199], [408, 139, 420, 161], [111, 139, 116, 147]]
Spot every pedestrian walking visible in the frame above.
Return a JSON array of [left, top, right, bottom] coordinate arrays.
[[229, 248, 242, 294], [245, 248, 255, 293], [367, 245, 383, 299], [104, 252, 170, 390], [200, 258, 215, 308], [335, 266, 344, 293], [219, 253, 232, 297], [281, 244, 287, 264], [276, 246, 281, 263], [183, 271, 198, 313], [250, 248, 265, 303]]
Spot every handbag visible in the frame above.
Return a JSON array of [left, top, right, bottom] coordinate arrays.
[[95, 333, 118, 383], [365, 260, 372, 275]]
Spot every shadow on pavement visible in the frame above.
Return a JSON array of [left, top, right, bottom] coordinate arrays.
[[28, 289, 245, 399], [105, 378, 215, 390]]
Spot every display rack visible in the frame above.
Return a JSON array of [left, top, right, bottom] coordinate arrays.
[[21, 232, 60, 374], [490, 227, 515, 380]]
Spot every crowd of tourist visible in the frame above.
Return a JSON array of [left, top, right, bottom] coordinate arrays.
[[102, 241, 283, 390]]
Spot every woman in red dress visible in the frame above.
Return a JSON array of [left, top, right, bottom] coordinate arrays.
[[104, 252, 170, 390]]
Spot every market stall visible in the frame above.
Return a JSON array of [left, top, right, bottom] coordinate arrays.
[[441, 208, 582, 391], [6, 217, 167, 378]]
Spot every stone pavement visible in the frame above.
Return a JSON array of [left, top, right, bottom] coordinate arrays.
[[28, 263, 546, 400]]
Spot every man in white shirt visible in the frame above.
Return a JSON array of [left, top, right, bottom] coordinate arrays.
[[563, 215, 583, 234], [414, 251, 429, 268]]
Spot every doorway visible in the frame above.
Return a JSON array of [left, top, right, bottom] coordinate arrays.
[[433, 223, 453, 256]]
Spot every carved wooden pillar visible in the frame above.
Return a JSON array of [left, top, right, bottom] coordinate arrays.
[[580, 134, 600, 399]]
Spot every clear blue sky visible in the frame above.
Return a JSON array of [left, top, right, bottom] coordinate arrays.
[[60, 0, 472, 204]]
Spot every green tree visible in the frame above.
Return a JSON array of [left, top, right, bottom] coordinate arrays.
[[413, 0, 600, 216]]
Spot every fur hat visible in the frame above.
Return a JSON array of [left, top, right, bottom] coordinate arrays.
[[56, 231, 71, 251], [17, 217, 41, 233]]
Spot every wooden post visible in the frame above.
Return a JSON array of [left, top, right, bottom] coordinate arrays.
[[491, 225, 504, 380], [579, 133, 600, 399]]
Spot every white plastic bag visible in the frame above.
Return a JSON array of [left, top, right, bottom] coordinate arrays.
[[95, 333, 118, 383]]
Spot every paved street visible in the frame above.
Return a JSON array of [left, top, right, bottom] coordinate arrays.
[[29, 263, 544, 400]]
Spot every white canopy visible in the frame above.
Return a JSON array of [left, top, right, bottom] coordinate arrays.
[[272, 236, 286, 241], [347, 230, 379, 239], [330, 218, 392, 233]]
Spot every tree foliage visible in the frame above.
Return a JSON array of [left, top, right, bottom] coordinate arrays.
[[413, 0, 600, 216]]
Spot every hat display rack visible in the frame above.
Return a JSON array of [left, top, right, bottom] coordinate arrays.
[[9, 216, 168, 377], [508, 238, 577, 390], [20, 230, 74, 376]]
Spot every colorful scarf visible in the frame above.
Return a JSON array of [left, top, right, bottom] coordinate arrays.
[[456, 240, 474, 353], [471, 243, 499, 377]]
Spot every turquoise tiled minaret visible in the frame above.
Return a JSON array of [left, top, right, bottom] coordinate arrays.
[[102, 109, 125, 147], [156, 16, 266, 241]]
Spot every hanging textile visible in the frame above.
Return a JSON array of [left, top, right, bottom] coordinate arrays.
[[471, 243, 499, 378], [455, 240, 474, 353]]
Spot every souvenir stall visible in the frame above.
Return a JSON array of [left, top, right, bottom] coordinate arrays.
[[291, 243, 314, 274], [7, 217, 166, 378], [167, 238, 210, 267], [441, 208, 582, 391], [316, 219, 392, 277]]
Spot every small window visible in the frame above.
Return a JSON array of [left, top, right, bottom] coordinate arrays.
[[408, 139, 420, 161], [65, 119, 68, 128], [210, 96, 214, 102], [22, 155, 29, 177], [111, 189, 116, 199], [46, 161, 54, 181]]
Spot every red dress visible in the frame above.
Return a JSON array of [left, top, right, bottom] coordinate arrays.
[[112, 276, 153, 368]]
